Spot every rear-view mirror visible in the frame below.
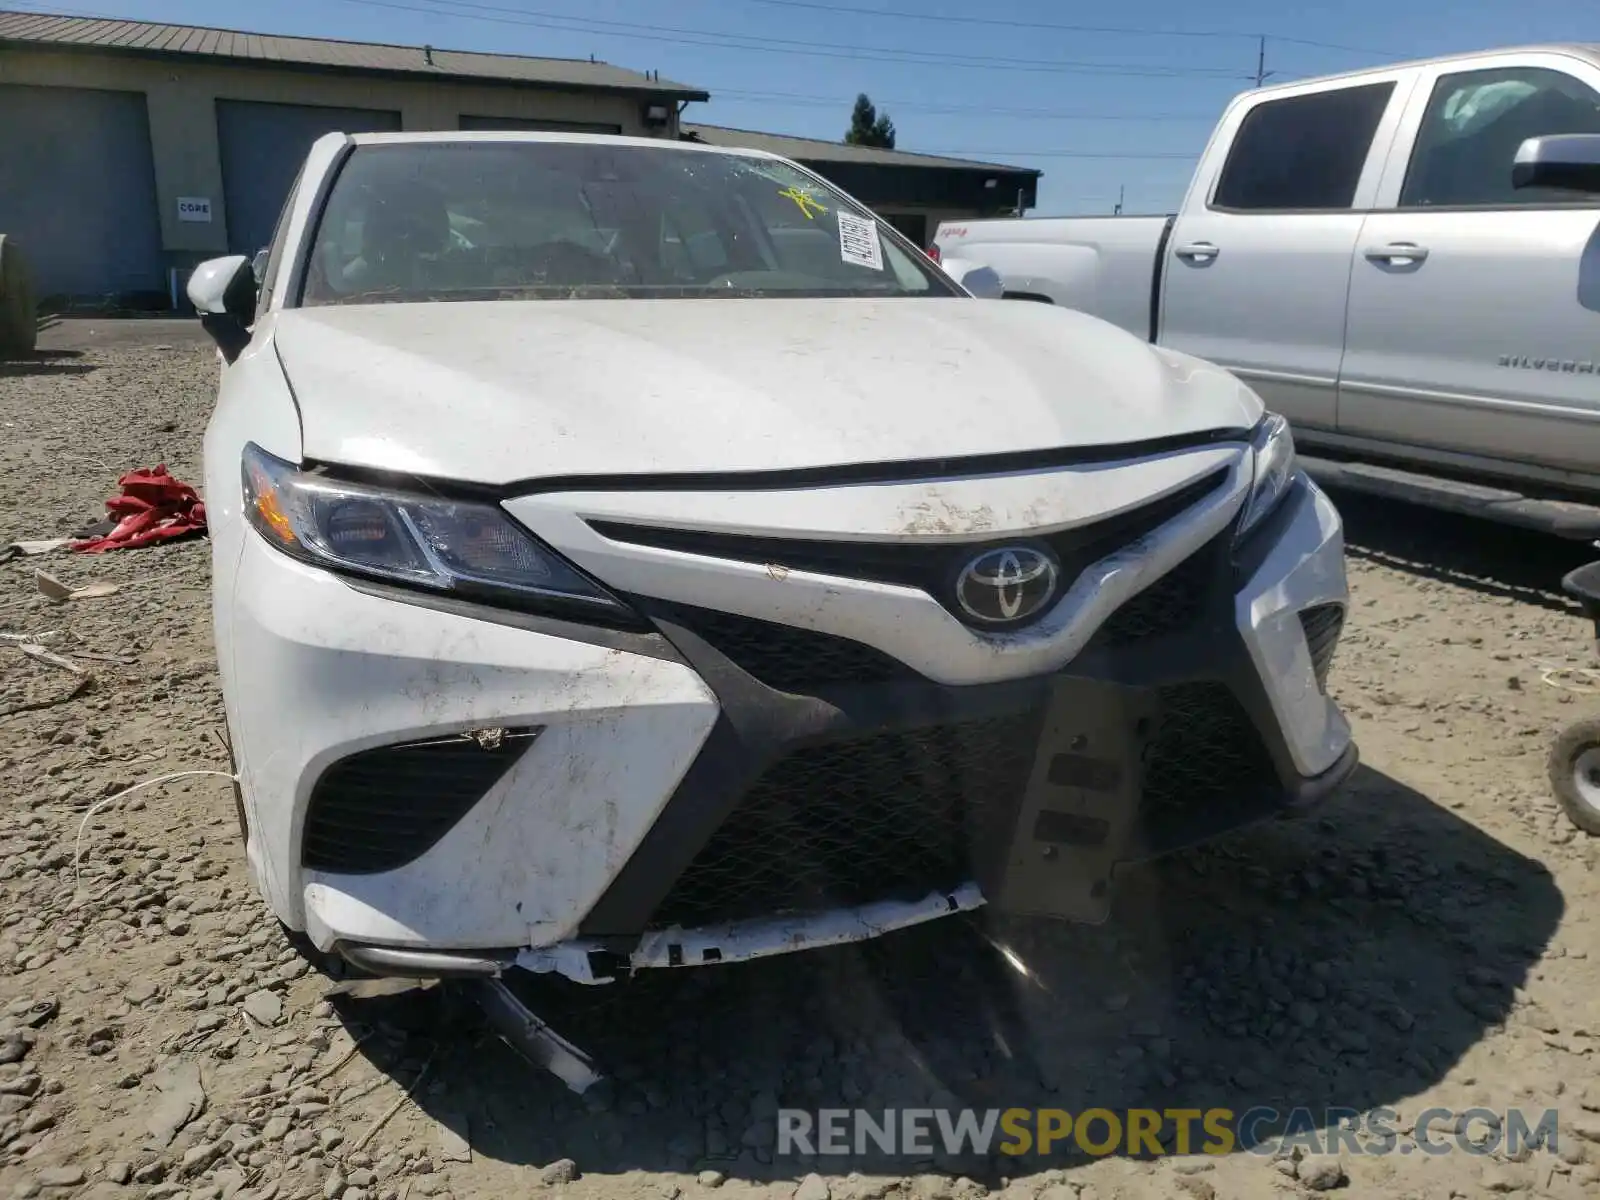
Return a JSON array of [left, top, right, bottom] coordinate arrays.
[[187, 254, 256, 364], [1513, 134, 1600, 195]]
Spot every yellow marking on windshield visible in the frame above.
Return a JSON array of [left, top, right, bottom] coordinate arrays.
[[778, 186, 829, 220]]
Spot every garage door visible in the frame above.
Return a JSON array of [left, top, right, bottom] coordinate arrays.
[[217, 100, 401, 257], [459, 114, 623, 134], [0, 84, 165, 302]]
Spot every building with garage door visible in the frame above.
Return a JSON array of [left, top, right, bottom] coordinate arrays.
[[0, 11, 1042, 308], [680, 124, 1040, 249], [0, 10, 706, 305]]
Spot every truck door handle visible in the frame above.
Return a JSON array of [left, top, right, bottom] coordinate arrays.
[[1364, 242, 1429, 265], [1174, 241, 1220, 262]]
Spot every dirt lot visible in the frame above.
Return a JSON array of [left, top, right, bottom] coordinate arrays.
[[2, 323, 1599, 1200]]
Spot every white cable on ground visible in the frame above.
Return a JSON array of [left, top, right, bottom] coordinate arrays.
[[1531, 660, 1600, 694], [73, 769, 239, 893]]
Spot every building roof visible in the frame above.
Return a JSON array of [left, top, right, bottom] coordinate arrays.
[[0, 9, 708, 99], [681, 123, 1040, 176]]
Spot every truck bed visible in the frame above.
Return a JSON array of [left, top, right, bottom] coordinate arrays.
[[933, 214, 1175, 341]]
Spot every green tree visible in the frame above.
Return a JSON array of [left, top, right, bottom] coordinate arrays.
[[845, 93, 896, 149]]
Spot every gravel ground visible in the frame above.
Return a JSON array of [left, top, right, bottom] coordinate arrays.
[[1, 323, 1599, 1200]]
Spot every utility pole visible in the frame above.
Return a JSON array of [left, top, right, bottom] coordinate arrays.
[[1114, 184, 1124, 215], [1254, 35, 1275, 88]]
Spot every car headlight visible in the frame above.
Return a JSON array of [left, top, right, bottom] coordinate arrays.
[[241, 443, 634, 622], [1235, 412, 1298, 540]]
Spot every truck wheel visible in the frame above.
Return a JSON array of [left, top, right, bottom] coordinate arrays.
[[1546, 718, 1600, 836]]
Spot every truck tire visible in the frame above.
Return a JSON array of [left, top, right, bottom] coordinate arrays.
[[1546, 716, 1600, 836], [0, 236, 37, 356]]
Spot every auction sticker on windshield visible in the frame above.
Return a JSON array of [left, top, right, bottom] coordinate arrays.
[[836, 210, 883, 270]]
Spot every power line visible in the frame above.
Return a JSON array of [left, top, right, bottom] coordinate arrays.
[[13, 0, 1386, 58], [723, 0, 1393, 57], [331, 0, 1257, 77], [707, 88, 1216, 121]]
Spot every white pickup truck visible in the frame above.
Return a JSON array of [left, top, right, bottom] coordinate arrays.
[[935, 44, 1600, 538]]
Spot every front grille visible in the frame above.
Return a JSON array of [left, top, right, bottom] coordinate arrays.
[[654, 603, 919, 692], [1091, 540, 1220, 646], [301, 729, 539, 874], [650, 711, 1044, 928], [1141, 683, 1275, 817], [1299, 604, 1344, 692], [590, 469, 1228, 606]]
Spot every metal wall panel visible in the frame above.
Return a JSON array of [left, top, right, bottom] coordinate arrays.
[[0, 83, 166, 300], [458, 114, 623, 133], [216, 99, 401, 256]]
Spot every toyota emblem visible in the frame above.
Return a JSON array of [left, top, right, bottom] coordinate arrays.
[[954, 546, 1061, 627]]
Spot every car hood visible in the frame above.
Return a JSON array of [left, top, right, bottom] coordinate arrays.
[[271, 297, 1261, 485]]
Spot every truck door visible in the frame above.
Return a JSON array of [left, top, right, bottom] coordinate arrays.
[[1338, 54, 1600, 475], [1159, 73, 1414, 435]]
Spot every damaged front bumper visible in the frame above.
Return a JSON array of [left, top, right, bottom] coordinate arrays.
[[334, 884, 990, 983], [229, 464, 1354, 984]]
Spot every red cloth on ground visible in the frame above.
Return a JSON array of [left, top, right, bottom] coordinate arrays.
[[71, 464, 207, 553]]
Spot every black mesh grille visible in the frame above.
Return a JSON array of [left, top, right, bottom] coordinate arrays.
[[1141, 683, 1275, 816], [302, 730, 539, 874], [656, 604, 919, 691], [650, 711, 1044, 928], [1299, 604, 1344, 693], [1091, 542, 1219, 646]]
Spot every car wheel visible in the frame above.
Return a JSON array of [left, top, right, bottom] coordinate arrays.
[[1546, 717, 1600, 836]]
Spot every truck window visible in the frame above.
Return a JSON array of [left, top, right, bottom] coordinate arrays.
[[1400, 66, 1600, 208], [1212, 83, 1396, 211]]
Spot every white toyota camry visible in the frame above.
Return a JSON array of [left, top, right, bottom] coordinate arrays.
[[189, 131, 1355, 988]]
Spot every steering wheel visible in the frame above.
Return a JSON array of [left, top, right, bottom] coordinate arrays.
[[522, 239, 623, 285]]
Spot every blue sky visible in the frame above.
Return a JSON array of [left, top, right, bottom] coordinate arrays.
[[13, 0, 1597, 212]]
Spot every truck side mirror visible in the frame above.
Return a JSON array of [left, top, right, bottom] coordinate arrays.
[[188, 254, 257, 364], [1513, 134, 1600, 195]]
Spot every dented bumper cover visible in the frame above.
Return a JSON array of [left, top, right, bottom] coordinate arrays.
[[223, 446, 1354, 976]]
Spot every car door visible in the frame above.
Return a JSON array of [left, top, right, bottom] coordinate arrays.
[[1158, 71, 1416, 435], [1338, 52, 1600, 475]]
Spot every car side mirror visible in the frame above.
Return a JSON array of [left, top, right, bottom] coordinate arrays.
[[188, 254, 257, 364], [959, 265, 1004, 299], [1513, 134, 1600, 195], [940, 258, 1004, 299]]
